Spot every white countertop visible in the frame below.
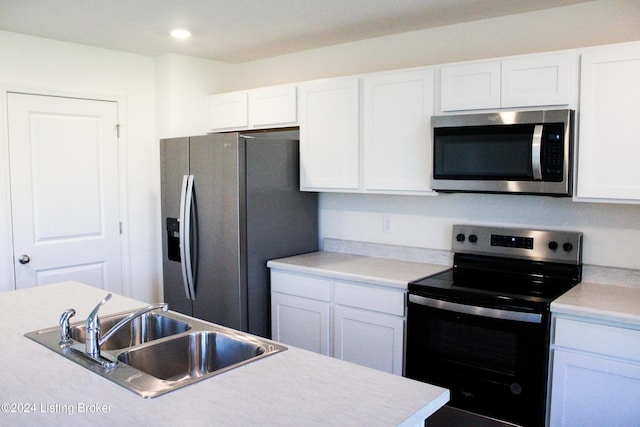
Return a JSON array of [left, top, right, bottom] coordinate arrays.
[[551, 281, 640, 327], [267, 251, 450, 289], [0, 281, 448, 426], [269, 251, 640, 328]]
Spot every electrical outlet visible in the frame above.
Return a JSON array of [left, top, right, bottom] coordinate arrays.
[[382, 215, 392, 233]]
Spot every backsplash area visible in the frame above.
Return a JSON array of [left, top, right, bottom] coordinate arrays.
[[323, 238, 640, 290], [581, 265, 640, 289], [319, 192, 640, 272], [323, 238, 452, 266]]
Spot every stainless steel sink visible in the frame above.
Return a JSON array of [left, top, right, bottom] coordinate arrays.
[[25, 310, 287, 398], [118, 331, 267, 381], [69, 312, 191, 350]]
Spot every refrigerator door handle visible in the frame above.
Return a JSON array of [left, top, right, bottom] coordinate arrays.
[[179, 174, 196, 301]]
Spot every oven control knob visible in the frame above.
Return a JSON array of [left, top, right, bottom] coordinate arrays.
[[548, 241, 558, 251], [510, 383, 523, 395], [456, 233, 465, 242], [468, 234, 478, 243], [563, 242, 573, 252]]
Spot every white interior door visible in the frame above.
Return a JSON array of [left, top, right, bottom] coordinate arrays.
[[8, 93, 122, 292]]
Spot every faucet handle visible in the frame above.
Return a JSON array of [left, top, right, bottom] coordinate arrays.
[[87, 293, 112, 329], [85, 293, 112, 357], [59, 308, 76, 346]]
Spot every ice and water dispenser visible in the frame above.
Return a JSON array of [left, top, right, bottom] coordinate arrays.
[[166, 218, 181, 262]]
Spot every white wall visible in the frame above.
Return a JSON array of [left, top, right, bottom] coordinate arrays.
[[320, 193, 640, 270], [230, 0, 640, 89], [0, 31, 158, 301], [227, 0, 640, 271], [155, 53, 233, 138]]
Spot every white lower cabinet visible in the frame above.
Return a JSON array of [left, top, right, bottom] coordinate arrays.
[[334, 305, 404, 375], [270, 270, 331, 355], [548, 316, 640, 426], [270, 269, 406, 375], [271, 293, 330, 356]]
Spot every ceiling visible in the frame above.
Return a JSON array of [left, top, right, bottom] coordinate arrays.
[[0, 0, 593, 63]]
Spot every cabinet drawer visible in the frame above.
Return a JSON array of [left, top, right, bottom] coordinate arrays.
[[554, 317, 640, 361], [334, 281, 405, 316], [270, 270, 331, 301]]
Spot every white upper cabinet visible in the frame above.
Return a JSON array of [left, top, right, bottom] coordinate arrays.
[[249, 84, 297, 128], [207, 84, 297, 132], [575, 41, 640, 202], [439, 52, 575, 112], [207, 91, 248, 130], [440, 61, 501, 111], [501, 53, 572, 108], [362, 68, 435, 194], [299, 68, 435, 194], [299, 77, 360, 191]]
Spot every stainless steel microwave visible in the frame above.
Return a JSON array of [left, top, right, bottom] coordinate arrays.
[[432, 109, 575, 196]]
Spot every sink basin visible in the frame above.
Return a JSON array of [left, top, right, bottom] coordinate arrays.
[[25, 309, 286, 398], [69, 312, 190, 350], [118, 331, 266, 381]]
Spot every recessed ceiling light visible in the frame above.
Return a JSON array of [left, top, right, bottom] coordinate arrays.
[[170, 29, 192, 39]]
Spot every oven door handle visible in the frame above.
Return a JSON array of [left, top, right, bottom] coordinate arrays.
[[409, 294, 542, 324]]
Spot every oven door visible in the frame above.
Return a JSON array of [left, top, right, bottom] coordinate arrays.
[[406, 294, 550, 427]]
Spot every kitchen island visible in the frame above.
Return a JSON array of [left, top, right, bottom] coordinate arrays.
[[1, 281, 448, 426]]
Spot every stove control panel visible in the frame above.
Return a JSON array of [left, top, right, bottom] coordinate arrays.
[[452, 225, 583, 265]]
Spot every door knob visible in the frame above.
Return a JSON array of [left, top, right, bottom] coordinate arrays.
[[18, 254, 30, 264]]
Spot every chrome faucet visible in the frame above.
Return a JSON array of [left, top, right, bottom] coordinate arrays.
[[85, 293, 168, 359]]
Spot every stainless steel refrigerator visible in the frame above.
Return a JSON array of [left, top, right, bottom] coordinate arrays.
[[160, 130, 318, 338]]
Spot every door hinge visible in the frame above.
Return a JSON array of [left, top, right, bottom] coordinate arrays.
[[116, 124, 121, 138], [119, 222, 123, 234]]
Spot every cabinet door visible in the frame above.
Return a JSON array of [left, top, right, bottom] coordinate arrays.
[[362, 69, 434, 193], [271, 292, 330, 355], [250, 84, 297, 128], [207, 91, 248, 131], [333, 305, 404, 375], [440, 61, 501, 111], [576, 42, 640, 201], [549, 349, 640, 426], [501, 53, 572, 108], [299, 77, 359, 190]]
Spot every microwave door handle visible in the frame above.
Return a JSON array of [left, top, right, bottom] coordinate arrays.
[[532, 124, 543, 180]]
